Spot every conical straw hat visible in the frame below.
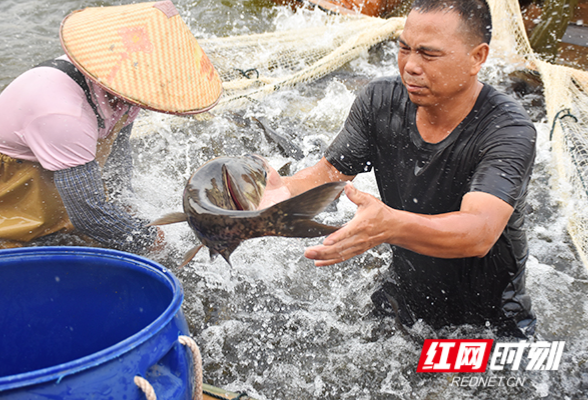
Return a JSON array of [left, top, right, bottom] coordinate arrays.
[[60, 1, 222, 115]]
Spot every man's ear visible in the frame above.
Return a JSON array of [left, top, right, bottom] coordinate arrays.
[[470, 43, 490, 75]]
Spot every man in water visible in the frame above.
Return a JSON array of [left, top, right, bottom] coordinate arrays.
[[0, 2, 222, 254], [261, 0, 537, 337]]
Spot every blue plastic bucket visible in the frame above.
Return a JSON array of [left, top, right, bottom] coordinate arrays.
[[0, 246, 194, 400]]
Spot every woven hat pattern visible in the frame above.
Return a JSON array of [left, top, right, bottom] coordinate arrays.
[[61, 1, 222, 114]]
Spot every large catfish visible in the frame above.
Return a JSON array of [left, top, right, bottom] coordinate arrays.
[[150, 155, 345, 267]]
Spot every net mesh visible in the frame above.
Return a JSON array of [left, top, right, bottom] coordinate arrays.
[[135, 0, 588, 268], [199, 15, 404, 111], [487, 0, 588, 268]]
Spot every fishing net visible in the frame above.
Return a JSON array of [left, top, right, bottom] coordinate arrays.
[[135, 0, 588, 268], [132, 14, 404, 132], [487, 0, 588, 268], [200, 15, 404, 111]]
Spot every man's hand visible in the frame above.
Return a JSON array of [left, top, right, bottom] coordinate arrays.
[[257, 163, 292, 209], [304, 185, 514, 266], [304, 183, 392, 266]]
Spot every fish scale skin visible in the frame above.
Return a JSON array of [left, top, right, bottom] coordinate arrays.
[[176, 156, 344, 264]]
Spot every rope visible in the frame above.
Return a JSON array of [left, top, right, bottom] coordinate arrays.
[[235, 68, 260, 79], [134, 376, 157, 400], [549, 108, 578, 141], [179, 335, 204, 400], [134, 335, 204, 400]]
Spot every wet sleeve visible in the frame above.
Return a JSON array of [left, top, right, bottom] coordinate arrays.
[[102, 123, 135, 198], [54, 160, 157, 254], [470, 123, 536, 207], [324, 83, 376, 175]]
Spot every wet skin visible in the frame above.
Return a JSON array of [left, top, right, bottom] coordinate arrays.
[[260, 9, 514, 266]]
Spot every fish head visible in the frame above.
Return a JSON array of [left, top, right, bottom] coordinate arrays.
[[222, 154, 270, 211], [181, 154, 273, 267]]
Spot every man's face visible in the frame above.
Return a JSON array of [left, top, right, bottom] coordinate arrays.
[[397, 10, 479, 108]]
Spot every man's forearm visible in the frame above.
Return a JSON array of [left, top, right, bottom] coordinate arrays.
[[305, 188, 513, 266], [392, 191, 513, 258], [386, 208, 498, 258], [284, 157, 354, 197]]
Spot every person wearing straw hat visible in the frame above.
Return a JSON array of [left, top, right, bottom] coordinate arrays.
[[0, 1, 222, 254], [259, 0, 537, 338]]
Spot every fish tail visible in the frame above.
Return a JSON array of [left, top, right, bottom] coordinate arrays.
[[262, 181, 346, 237]]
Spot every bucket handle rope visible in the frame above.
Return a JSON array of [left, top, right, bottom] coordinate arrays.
[[134, 335, 203, 400]]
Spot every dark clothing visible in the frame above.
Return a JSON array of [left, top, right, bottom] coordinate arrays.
[[325, 76, 537, 337], [54, 126, 157, 255]]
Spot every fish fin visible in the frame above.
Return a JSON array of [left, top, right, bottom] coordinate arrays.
[[220, 251, 233, 267], [209, 243, 239, 266], [178, 244, 203, 268], [277, 161, 292, 176], [148, 212, 187, 226], [263, 181, 346, 237]]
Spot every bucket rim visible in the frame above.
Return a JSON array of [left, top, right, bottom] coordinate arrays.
[[0, 246, 184, 390]]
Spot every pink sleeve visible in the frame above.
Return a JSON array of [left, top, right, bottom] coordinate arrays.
[[0, 65, 142, 171], [0, 66, 102, 171], [25, 111, 99, 171], [126, 106, 142, 127]]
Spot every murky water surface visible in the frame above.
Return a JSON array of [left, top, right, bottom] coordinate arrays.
[[2, 1, 588, 398]]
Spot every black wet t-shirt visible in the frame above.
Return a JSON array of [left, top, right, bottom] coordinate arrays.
[[325, 76, 537, 335]]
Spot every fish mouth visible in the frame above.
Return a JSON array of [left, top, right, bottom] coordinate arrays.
[[224, 168, 247, 210], [223, 154, 269, 210], [247, 154, 271, 180], [225, 173, 240, 210]]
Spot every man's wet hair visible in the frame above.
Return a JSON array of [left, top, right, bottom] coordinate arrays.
[[411, 0, 492, 45]]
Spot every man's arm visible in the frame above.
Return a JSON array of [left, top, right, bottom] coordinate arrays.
[[305, 186, 514, 266], [258, 157, 355, 209], [285, 157, 355, 196], [259, 157, 513, 266]]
